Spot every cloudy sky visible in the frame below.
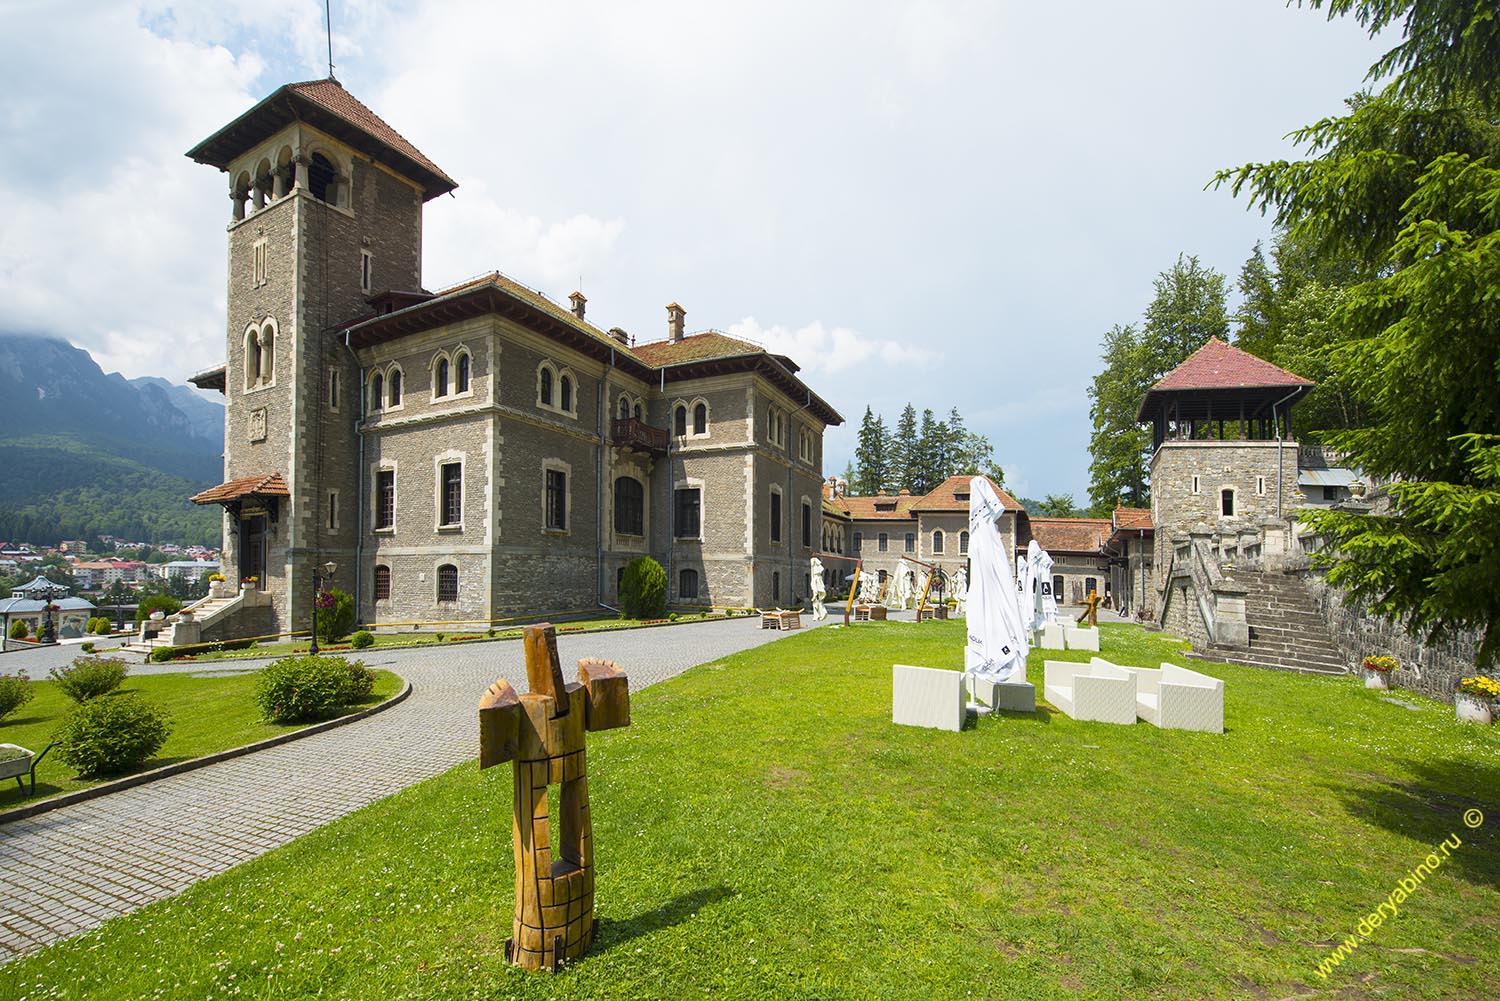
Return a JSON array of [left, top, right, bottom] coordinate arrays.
[[0, 1, 1388, 500]]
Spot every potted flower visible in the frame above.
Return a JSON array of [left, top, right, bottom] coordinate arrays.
[[1455, 676, 1499, 725], [240, 575, 259, 594], [1361, 655, 1397, 690], [208, 572, 232, 598]]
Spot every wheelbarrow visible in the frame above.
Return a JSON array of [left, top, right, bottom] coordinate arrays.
[[0, 742, 57, 797]]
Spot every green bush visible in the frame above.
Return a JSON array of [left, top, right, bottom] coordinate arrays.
[[92, 617, 113, 635], [350, 630, 375, 649], [668, 612, 679, 622], [315, 588, 355, 643], [54, 695, 172, 778], [620, 556, 667, 619], [50, 656, 129, 702], [8, 619, 28, 640], [135, 595, 182, 623], [80, 641, 95, 654], [254, 655, 376, 724], [0, 671, 34, 722], [435, 632, 445, 642], [148, 637, 261, 662]]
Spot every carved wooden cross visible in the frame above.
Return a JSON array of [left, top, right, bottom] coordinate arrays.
[[1082, 590, 1103, 627], [478, 623, 630, 972]]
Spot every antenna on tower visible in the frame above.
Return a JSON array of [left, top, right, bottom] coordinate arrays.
[[325, 0, 335, 80]]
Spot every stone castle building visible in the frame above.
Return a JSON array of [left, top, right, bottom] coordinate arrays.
[[185, 79, 840, 637]]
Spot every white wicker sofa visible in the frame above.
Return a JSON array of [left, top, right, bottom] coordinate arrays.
[[1042, 660, 1137, 724], [1097, 659, 1224, 733]]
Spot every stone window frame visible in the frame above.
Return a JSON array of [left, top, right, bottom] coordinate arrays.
[[326, 489, 340, 533], [372, 461, 398, 534], [369, 370, 384, 414], [542, 457, 572, 535], [932, 529, 945, 555], [853, 531, 862, 552], [617, 392, 644, 421], [959, 530, 969, 555], [769, 483, 784, 546], [800, 496, 814, 550], [690, 398, 710, 438], [431, 350, 452, 400], [435, 561, 459, 604], [678, 567, 700, 601], [767, 405, 787, 449], [373, 564, 391, 602], [434, 450, 466, 533], [385, 363, 406, 411], [535, 360, 579, 419], [878, 532, 889, 553], [673, 476, 705, 542], [302, 143, 355, 215], [1191, 475, 1201, 495], [903, 532, 915, 554], [1256, 475, 1266, 496], [453, 346, 473, 398], [613, 474, 646, 538], [1219, 485, 1237, 518], [798, 426, 815, 464], [242, 316, 278, 394], [360, 249, 373, 294], [327, 369, 340, 413], [672, 400, 688, 438], [251, 237, 268, 288]]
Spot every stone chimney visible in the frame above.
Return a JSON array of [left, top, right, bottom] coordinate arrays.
[[569, 291, 587, 319], [607, 326, 629, 346], [666, 302, 685, 342]]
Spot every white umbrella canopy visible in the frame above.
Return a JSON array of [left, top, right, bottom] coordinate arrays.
[[1030, 543, 1058, 624], [1015, 551, 1033, 635], [964, 477, 1029, 684]]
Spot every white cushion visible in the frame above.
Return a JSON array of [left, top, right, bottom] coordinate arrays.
[[892, 664, 966, 731]]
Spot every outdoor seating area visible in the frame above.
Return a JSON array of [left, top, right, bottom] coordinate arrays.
[[891, 663, 966, 731], [1109, 659, 1225, 733], [1042, 659, 1138, 724], [759, 609, 802, 631]]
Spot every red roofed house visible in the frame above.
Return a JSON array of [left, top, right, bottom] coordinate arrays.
[[182, 79, 841, 638]]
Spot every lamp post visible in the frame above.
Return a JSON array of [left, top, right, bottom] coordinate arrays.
[[309, 560, 338, 655], [39, 581, 63, 644]]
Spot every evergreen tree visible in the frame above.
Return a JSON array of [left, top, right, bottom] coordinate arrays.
[[1037, 494, 1083, 518], [889, 404, 919, 492], [852, 407, 889, 496], [914, 409, 946, 494]]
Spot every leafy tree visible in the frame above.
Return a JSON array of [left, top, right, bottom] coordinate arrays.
[[888, 404, 919, 493], [852, 407, 889, 496], [1086, 323, 1153, 513], [1216, 0, 1500, 664], [1036, 494, 1083, 518]]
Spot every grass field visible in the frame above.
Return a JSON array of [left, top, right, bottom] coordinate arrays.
[[0, 668, 402, 808], [4, 622, 1496, 999]]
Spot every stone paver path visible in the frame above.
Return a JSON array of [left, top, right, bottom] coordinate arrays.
[[0, 616, 831, 960]]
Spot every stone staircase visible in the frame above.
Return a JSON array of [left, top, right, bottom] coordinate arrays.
[[1194, 569, 1350, 676], [120, 589, 248, 656]]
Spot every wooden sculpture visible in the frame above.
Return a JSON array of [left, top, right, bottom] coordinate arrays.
[[478, 623, 630, 972]]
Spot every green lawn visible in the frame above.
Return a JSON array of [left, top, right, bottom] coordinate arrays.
[[184, 611, 741, 662], [0, 668, 402, 808], [5, 622, 1497, 999]]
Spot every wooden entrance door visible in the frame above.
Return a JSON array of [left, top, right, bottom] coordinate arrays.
[[241, 515, 266, 588]]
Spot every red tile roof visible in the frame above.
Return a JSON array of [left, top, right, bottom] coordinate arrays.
[[287, 80, 456, 191], [1026, 518, 1112, 554], [1112, 505, 1153, 531], [629, 331, 765, 367], [840, 493, 922, 521], [1150, 337, 1313, 393], [910, 475, 1022, 513], [191, 474, 290, 505]]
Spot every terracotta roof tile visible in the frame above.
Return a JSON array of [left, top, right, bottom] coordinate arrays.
[[840, 494, 922, 521], [288, 79, 456, 191], [1150, 337, 1313, 393], [1112, 505, 1153, 531], [909, 475, 1022, 513], [1027, 518, 1112, 554], [191, 474, 290, 505], [629, 331, 765, 367]]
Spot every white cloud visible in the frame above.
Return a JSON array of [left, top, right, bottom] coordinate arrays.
[[726, 317, 940, 375]]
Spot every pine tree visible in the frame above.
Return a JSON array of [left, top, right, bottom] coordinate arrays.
[[889, 404, 919, 492], [915, 409, 945, 494], [852, 407, 888, 496]]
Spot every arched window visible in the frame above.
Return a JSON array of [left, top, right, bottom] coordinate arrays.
[[245, 326, 262, 389], [434, 357, 449, 398], [679, 568, 699, 600], [801, 500, 812, 548], [693, 402, 708, 435], [674, 404, 687, 437], [370, 372, 383, 412], [540, 367, 554, 406], [614, 476, 644, 535], [618, 394, 631, 420], [374, 565, 391, 601], [259, 325, 274, 383], [933, 530, 945, 554], [560, 374, 573, 412], [456, 353, 470, 394], [388, 368, 403, 407], [632, 401, 642, 419], [959, 530, 969, 555], [308, 152, 338, 204], [436, 564, 458, 603]]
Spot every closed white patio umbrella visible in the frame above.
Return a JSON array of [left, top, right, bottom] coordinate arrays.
[[964, 477, 1029, 685]]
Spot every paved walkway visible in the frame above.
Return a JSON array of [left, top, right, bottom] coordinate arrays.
[[0, 616, 831, 960]]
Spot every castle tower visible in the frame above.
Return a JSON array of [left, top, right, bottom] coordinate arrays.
[[186, 79, 456, 636], [1138, 337, 1313, 596]]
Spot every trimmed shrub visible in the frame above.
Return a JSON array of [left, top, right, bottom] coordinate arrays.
[[50, 656, 129, 702], [315, 588, 355, 642], [135, 595, 182, 623], [54, 695, 172, 777], [435, 632, 445, 642], [254, 655, 376, 723], [149, 637, 261, 662], [619, 556, 667, 619], [350, 629, 375, 649], [0, 671, 34, 722], [8, 619, 28, 640], [92, 617, 113, 635], [80, 641, 95, 654]]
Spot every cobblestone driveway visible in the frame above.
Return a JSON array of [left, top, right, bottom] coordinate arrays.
[[0, 616, 829, 960]]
